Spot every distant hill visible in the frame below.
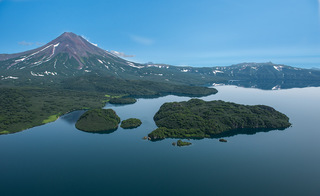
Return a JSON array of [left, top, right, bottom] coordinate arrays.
[[1, 32, 320, 89]]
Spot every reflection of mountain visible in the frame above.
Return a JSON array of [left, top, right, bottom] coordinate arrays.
[[1, 32, 320, 90], [226, 79, 320, 90]]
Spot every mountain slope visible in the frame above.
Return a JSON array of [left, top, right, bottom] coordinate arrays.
[[1, 32, 320, 88], [0, 32, 144, 79]]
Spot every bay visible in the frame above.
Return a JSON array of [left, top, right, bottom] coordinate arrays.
[[1, 86, 320, 196]]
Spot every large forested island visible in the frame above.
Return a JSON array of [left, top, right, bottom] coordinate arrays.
[[75, 109, 120, 132], [148, 99, 291, 140]]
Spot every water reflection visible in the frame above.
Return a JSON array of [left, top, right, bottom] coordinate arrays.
[[150, 127, 289, 142], [210, 127, 288, 138], [60, 110, 86, 124], [77, 128, 118, 134], [60, 89, 293, 138], [60, 110, 119, 134], [225, 80, 320, 90], [1, 86, 320, 196]]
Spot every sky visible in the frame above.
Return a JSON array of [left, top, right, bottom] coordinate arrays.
[[0, 0, 319, 68]]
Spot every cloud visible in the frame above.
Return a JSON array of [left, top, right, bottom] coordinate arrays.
[[130, 35, 154, 45], [18, 41, 33, 46], [35, 42, 44, 46], [110, 50, 135, 57], [18, 41, 44, 46]]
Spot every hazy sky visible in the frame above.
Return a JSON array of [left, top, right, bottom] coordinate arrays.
[[0, 0, 319, 67]]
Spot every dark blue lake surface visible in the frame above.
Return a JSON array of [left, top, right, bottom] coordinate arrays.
[[1, 86, 320, 196]]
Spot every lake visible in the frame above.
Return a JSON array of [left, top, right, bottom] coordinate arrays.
[[1, 85, 320, 196]]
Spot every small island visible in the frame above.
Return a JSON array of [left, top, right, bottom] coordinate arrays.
[[219, 139, 227, 142], [75, 109, 120, 132], [120, 118, 142, 129], [109, 97, 137, 105], [148, 99, 291, 140], [177, 140, 192, 147]]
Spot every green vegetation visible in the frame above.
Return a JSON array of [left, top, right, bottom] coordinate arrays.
[[42, 114, 60, 124], [62, 75, 217, 97], [120, 118, 142, 129], [219, 139, 227, 142], [0, 75, 217, 135], [75, 109, 120, 132], [0, 87, 107, 134], [0, 131, 10, 134], [148, 99, 291, 140], [177, 140, 192, 147], [105, 94, 122, 98], [109, 97, 137, 105]]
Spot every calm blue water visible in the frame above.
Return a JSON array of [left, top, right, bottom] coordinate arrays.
[[1, 86, 320, 196]]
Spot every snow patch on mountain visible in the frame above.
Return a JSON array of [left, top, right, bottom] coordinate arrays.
[[44, 71, 57, 76], [1, 76, 19, 80], [272, 85, 281, 90], [15, 57, 26, 63], [273, 66, 283, 71], [146, 64, 169, 69], [212, 70, 224, 74], [127, 62, 144, 69], [48, 43, 60, 59], [81, 36, 98, 47], [53, 59, 57, 69], [239, 64, 249, 71], [31, 71, 44, 77], [28, 44, 54, 58]]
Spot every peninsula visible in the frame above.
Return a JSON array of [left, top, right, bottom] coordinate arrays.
[[109, 97, 137, 105]]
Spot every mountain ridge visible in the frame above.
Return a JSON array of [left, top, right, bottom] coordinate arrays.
[[1, 32, 320, 89]]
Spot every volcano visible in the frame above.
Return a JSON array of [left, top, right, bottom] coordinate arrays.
[[0, 32, 148, 79], [1, 32, 320, 88]]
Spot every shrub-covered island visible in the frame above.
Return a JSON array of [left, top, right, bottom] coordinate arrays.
[[75, 109, 120, 132], [120, 118, 142, 129], [177, 140, 192, 147], [148, 99, 291, 140]]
